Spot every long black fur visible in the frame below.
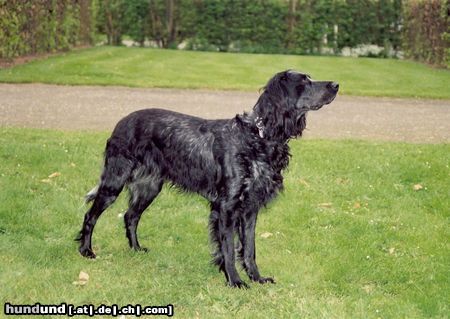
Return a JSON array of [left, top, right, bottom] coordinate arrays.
[[76, 70, 338, 288]]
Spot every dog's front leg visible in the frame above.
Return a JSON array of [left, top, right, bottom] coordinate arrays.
[[241, 211, 275, 284], [219, 212, 248, 288]]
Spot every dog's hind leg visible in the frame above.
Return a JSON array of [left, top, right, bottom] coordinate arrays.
[[125, 168, 163, 252], [77, 151, 133, 258], [235, 216, 244, 261], [209, 207, 225, 273]]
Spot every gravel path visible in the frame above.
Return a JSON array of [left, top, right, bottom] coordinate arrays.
[[1, 83, 449, 143]]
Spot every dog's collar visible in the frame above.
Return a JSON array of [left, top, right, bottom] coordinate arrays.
[[255, 117, 265, 138]]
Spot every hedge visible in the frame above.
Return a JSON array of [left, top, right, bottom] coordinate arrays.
[[402, 0, 449, 67], [1, 0, 448, 67], [0, 0, 95, 59]]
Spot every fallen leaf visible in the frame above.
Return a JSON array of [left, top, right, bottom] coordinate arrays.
[[79, 271, 89, 281], [353, 202, 361, 209], [260, 232, 273, 238], [362, 283, 375, 294], [195, 292, 205, 301], [48, 172, 61, 179], [298, 178, 310, 187], [413, 184, 423, 191], [388, 247, 395, 255], [318, 203, 332, 208], [73, 271, 89, 286], [336, 177, 349, 185]]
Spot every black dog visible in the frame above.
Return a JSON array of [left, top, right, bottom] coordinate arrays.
[[77, 70, 338, 288]]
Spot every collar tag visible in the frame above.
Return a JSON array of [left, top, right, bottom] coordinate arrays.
[[256, 117, 264, 138]]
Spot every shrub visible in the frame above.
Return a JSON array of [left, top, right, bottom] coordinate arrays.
[[0, 0, 94, 60], [403, 0, 449, 67]]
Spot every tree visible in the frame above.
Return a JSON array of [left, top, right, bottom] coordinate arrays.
[[147, 0, 180, 48], [97, 0, 125, 45], [123, 0, 149, 46]]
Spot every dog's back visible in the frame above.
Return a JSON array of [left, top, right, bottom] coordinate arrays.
[[109, 108, 233, 199]]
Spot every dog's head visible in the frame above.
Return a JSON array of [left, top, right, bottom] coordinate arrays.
[[253, 70, 339, 141]]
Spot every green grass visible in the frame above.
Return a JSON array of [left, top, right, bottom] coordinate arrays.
[[0, 46, 449, 99], [1, 127, 449, 318]]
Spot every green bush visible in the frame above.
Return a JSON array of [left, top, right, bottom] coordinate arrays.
[[92, 0, 403, 56], [0, 0, 94, 60], [1, 0, 447, 68], [402, 0, 449, 67]]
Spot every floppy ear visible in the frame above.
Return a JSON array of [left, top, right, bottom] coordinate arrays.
[[254, 75, 305, 141]]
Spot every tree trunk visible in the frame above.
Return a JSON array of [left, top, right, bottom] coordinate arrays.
[[149, 0, 163, 48], [79, 0, 91, 45], [166, 0, 175, 47], [286, 0, 297, 49]]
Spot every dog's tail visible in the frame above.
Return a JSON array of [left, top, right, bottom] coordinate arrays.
[[85, 185, 99, 203]]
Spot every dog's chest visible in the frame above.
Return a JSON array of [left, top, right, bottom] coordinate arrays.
[[240, 141, 288, 206], [246, 160, 282, 198], [241, 155, 283, 207]]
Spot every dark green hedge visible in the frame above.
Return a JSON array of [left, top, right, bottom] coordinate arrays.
[[402, 0, 449, 67], [116, 0, 403, 55], [0, 0, 95, 59], [1, 0, 448, 67]]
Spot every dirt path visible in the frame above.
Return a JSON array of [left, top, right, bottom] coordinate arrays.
[[0, 83, 449, 143]]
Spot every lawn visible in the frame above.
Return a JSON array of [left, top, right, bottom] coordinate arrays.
[[0, 127, 448, 318], [0, 46, 449, 99]]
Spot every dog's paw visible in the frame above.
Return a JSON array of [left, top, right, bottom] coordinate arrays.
[[254, 276, 275, 284], [79, 247, 96, 259], [136, 247, 149, 253], [229, 280, 249, 289], [250, 276, 275, 284]]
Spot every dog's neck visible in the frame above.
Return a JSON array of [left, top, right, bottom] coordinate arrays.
[[236, 108, 307, 143], [244, 111, 268, 139], [234, 112, 263, 139]]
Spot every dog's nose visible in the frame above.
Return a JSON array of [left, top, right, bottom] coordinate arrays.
[[330, 82, 339, 91]]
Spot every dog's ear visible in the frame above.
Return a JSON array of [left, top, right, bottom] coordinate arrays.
[[254, 73, 305, 141]]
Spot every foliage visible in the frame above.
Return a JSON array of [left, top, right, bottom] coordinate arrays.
[[333, 0, 402, 54], [98, 0, 186, 48], [108, 0, 404, 56], [402, 0, 449, 67], [96, 0, 126, 45], [123, 0, 149, 46], [185, 0, 287, 53], [0, 0, 94, 60], [92, 0, 448, 66], [146, 0, 180, 48], [1, 0, 448, 66]]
